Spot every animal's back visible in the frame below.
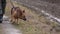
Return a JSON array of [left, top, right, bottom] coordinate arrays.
[[11, 7, 22, 19]]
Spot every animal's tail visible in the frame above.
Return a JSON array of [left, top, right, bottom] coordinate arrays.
[[10, 0, 14, 8]]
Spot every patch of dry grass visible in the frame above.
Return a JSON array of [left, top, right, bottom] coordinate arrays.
[[5, 0, 60, 34], [5, 0, 12, 16]]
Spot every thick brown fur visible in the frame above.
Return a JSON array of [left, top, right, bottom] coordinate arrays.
[[10, 7, 26, 24]]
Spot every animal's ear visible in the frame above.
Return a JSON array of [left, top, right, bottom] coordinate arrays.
[[23, 10, 25, 13]]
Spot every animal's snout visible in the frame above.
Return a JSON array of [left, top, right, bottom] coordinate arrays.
[[21, 15, 27, 21], [20, 16, 27, 21], [23, 17, 27, 21]]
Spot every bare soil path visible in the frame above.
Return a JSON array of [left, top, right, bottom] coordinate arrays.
[[0, 15, 22, 34]]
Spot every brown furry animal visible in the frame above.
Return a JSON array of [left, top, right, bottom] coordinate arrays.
[[10, 7, 26, 24]]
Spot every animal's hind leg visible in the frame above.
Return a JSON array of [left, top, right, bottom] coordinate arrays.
[[11, 17, 15, 24], [12, 18, 16, 23], [16, 18, 19, 25], [10, 17, 13, 23], [10, 15, 14, 23], [10, 15, 13, 22]]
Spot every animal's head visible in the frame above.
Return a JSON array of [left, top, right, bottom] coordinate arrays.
[[20, 10, 27, 21]]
